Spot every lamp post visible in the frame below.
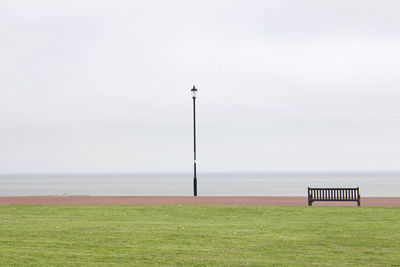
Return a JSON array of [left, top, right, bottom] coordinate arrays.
[[191, 85, 198, 196]]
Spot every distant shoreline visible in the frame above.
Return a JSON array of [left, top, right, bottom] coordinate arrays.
[[1, 196, 400, 206], [2, 172, 400, 197]]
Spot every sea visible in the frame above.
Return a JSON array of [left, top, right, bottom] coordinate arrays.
[[0, 172, 399, 197]]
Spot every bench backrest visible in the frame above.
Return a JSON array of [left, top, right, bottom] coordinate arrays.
[[308, 187, 359, 201]]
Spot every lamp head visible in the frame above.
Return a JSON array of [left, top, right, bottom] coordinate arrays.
[[191, 85, 198, 98]]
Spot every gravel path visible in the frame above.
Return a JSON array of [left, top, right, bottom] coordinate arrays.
[[1, 196, 400, 206]]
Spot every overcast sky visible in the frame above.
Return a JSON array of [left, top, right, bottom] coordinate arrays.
[[1, 0, 399, 173]]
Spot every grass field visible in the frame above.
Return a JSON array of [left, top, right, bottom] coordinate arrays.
[[0, 205, 399, 266]]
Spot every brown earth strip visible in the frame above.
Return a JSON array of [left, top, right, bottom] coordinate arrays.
[[1, 196, 400, 206]]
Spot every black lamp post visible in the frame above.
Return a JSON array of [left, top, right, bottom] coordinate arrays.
[[191, 85, 198, 196]]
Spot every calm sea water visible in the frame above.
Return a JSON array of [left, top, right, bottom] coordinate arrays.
[[0, 172, 399, 197]]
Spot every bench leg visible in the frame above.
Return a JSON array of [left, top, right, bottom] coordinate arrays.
[[357, 200, 360, 206]]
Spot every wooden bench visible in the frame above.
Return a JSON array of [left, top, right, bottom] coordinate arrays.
[[308, 187, 360, 206]]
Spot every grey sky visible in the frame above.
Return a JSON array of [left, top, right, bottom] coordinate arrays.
[[1, 0, 399, 173]]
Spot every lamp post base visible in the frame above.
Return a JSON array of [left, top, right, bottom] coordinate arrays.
[[193, 177, 197, 196]]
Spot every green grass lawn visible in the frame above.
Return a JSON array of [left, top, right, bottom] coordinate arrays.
[[0, 205, 399, 266]]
